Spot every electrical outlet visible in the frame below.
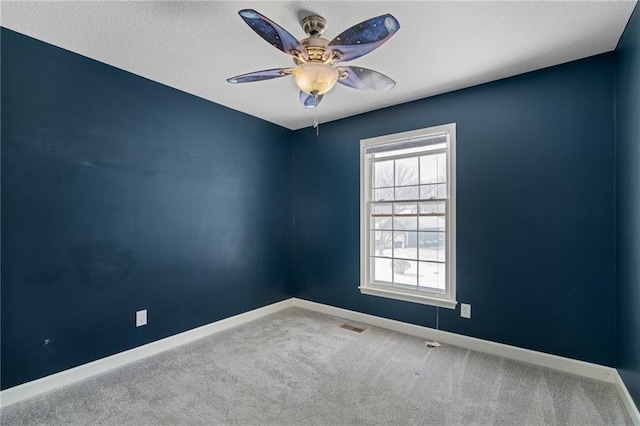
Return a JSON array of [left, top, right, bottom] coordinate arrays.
[[460, 303, 471, 319], [136, 309, 147, 327]]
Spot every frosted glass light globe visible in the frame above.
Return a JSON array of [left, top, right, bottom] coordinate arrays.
[[292, 63, 339, 95]]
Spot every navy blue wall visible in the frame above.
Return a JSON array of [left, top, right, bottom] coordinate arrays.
[[615, 4, 640, 407], [1, 28, 292, 390], [292, 54, 616, 366]]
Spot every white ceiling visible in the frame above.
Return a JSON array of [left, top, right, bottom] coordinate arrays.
[[1, 1, 636, 130]]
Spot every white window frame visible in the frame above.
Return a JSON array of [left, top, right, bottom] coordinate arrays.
[[359, 123, 457, 309]]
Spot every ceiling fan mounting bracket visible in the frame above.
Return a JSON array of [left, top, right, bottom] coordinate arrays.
[[301, 15, 327, 37]]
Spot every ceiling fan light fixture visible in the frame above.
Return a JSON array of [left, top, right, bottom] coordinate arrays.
[[292, 62, 338, 96], [228, 10, 400, 112]]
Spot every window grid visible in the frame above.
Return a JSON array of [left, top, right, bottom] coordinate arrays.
[[369, 148, 448, 294]]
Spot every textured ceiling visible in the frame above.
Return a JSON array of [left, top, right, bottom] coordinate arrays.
[[1, 1, 636, 130]]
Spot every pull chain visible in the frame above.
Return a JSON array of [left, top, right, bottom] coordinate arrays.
[[313, 93, 320, 136], [314, 107, 319, 136]]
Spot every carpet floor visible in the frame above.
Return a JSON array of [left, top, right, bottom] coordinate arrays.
[[0, 307, 632, 425]]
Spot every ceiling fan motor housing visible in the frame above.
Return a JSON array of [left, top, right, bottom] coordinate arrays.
[[299, 37, 330, 63]]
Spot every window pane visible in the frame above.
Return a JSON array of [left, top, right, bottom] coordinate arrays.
[[393, 260, 418, 288], [394, 202, 418, 215], [419, 202, 445, 231], [420, 183, 447, 200], [420, 153, 446, 184], [395, 185, 419, 200], [418, 232, 445, 262], [393, 216, 417, 231], [373, 257, 393, 284], [371, 231, 393, 257], [374, 187, 394, 201], [393, 231, 417, 259], [373, 217, 392, 230], [419, 216, 445, 232], [373, 204, 392, 215], [395, 157, 419, 186], [373, 160, 394, 188], [418, 262, 445, 293]]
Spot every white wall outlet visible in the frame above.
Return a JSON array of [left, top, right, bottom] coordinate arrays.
[[460, 303, 471, 319], [136, 309, 147, 327]]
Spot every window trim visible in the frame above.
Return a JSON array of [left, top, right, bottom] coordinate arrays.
[[359, 123, 457, 310]]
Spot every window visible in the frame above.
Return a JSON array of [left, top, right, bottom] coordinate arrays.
[[359, 123, 457, 309]]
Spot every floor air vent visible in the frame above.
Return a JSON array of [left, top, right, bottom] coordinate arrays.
[[341, 324, 366, 333]]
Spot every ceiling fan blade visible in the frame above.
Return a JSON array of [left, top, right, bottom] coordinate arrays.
[[299, 91, 324, 109], [238, 9, 306, 58], [326, 14, 400, 63], [227, 68, 293, 84], [336, 66, 396, 91]]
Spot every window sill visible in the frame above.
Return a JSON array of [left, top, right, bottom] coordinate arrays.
[[359, 286, 458, 309]]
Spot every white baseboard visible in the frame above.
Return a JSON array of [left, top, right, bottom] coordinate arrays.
[[0, 299, 295, 408], [616, 370, 640, 425], [291, 298, 617, 383]]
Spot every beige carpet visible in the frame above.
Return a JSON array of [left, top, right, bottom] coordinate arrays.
[[0, 307, 632, 425]]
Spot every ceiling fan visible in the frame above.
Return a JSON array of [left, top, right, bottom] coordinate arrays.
[[227, 9, 400, 109]]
